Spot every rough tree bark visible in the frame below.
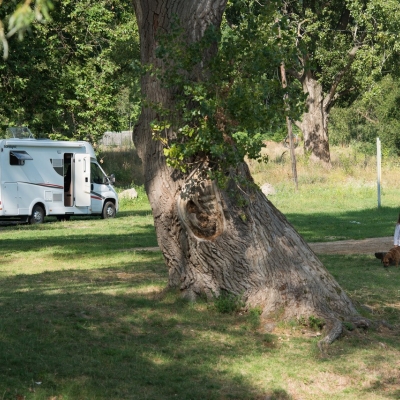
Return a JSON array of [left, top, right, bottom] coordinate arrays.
[[295, 72, 331, 165], [132, 0, 365, 345]]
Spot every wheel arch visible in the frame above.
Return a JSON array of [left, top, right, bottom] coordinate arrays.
[[103, 197, 117, 210], [29, 200, 47, 216]]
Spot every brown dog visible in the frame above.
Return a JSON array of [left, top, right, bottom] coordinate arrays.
[[382, 246, 400, 267]]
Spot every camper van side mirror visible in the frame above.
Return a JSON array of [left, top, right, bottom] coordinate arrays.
[[108, 174, 116, 184]]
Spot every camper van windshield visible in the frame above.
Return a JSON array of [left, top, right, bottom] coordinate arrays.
[[91, 162, 107, 184], [6, 127, 34, 139]]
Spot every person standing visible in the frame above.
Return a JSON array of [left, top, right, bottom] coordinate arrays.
[[394, 213, 400, 247]]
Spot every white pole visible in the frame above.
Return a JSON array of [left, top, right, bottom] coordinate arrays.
[[377, 137, 381, 208]]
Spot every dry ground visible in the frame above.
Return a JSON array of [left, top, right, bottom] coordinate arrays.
[[132, 237, 394, 255], [308, 237, 393, 255]]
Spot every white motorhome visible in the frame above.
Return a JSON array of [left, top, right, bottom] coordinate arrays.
[[0, 127, 118, 224]]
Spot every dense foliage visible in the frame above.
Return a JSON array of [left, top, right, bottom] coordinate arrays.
[[0, 0, 53, 59], [0, 0, 140, 143], [279, 0, 400, 97], [150, 2, 307, 178], [149, 0, 400, 172], [330, 75, 400, 156], [249, 1, 392, 111], [0, 0, 399, 155]]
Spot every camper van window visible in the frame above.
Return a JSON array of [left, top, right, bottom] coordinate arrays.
[[51, 158, 64, 176], [10, 150, 33, 165], [91, 162, 105, 184]]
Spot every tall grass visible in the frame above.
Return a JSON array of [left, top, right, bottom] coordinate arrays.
[[246, 141, 400, 241], [98, 144, 144, 188]]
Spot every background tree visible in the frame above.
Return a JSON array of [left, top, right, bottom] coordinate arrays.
[[274, 0, 400, 164], [132, 0, 369, 347], [0, 0, 140, 142], [330, 75, 400, 157]]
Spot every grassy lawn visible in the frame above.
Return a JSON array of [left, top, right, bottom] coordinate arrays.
[[276, 186, 398, 242], [1, 153, 400, 399]]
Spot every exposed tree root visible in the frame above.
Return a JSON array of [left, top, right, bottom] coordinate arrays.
[[318, 318, 343, 351], [317, 315, 396, 353], [318, 317, 369, 351]]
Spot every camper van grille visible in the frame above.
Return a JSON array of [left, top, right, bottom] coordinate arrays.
[[53, 193, 62, 202]]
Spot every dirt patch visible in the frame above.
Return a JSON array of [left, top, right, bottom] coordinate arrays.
[[129, 237, 394, 255], [308, 237, 393, 255]]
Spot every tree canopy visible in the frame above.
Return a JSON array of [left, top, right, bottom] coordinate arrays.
[[283, 0, 400, 98], [146, 0, 400, 169], [149, 0, 306, 180], [0, 0, 140, 142], [1, 0, 400, 154]]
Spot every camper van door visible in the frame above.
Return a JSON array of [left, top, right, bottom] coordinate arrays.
[[74, 154, 91, 207]]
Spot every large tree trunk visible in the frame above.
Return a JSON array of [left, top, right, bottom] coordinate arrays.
[[296, 72, 331, 165], [132, 0, 362, 344]]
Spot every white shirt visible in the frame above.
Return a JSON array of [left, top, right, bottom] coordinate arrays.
[[394, 223, 400, 246]]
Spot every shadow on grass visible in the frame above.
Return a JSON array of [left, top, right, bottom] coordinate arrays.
[[319, 254, 400, 351], [0, 226, 158, 254], [115, 209, 154, 218], [0, 209, 152, 228], [0, 266, 279, 400], [39, 208, 153, 221], [284, 206, 398, 242], [0, 254, 398, 399]]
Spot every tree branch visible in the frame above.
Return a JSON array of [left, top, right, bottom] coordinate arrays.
[[286, 67, 303, 81], [323, 31, 367, 110], [356, 110, 378, 124]]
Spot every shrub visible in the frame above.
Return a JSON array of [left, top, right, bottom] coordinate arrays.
[[213, 291, 245, 314]]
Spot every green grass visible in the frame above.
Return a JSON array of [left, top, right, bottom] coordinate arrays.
[[251, 143, 400, 242], [274, 186, 398, 241], [1, 149, 400, 399], [320, 254, 400, 326]]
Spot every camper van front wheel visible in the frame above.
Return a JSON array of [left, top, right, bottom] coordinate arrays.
[[30, 205, 45, 224], [102, 201, 116, 219]]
